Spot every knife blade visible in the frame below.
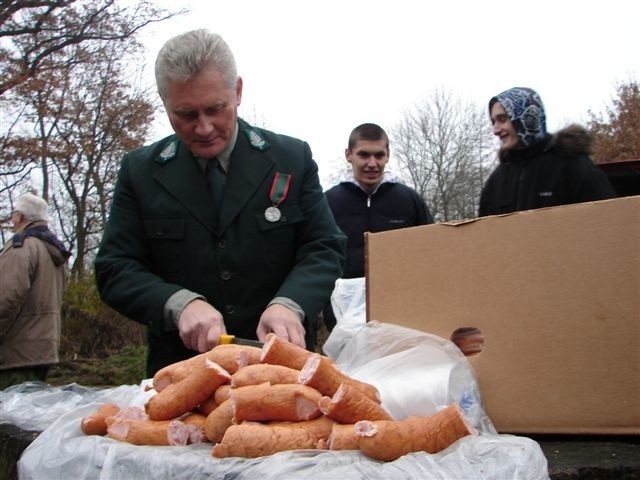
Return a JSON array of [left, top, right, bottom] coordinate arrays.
[[219, 334, 264, 348]]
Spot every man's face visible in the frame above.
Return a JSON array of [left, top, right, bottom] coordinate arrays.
[[346, 139, 389, 193], [11, 210, 25, 232], [490, 102, 521, 151], [163, 66, 242, 159]]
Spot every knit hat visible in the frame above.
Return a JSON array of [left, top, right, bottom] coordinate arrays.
[[489, 87, 547, 146]]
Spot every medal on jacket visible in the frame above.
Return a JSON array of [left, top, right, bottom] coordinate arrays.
[[265, 172, 292, 222]]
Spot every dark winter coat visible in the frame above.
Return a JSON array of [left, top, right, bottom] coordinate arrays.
[[325, 177, 433, 279], [478, 125, 616, 217], [94, 119, 346, 375]]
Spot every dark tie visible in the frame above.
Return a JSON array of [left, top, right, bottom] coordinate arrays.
[[207, 157, 225, 213]]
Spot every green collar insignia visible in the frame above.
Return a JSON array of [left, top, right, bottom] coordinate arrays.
[[243, 128, 270, 152], [159, 140, 178, 163]]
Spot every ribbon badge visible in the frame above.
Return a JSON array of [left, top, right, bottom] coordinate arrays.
[[265, 172, 292, 222]]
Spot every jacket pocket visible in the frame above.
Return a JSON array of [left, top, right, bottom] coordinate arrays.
[[254, 205, 304, 269], [142, 217, 185, 240], [142, 217, 186, 277], [254, 204, 304, 231]]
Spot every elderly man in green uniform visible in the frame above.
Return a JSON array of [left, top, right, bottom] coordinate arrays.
[[94, 29, 346, 376]]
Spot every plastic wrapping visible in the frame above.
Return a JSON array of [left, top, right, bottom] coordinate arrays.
[[6, 383, 549, 480], [1, 277, 549, 479], [1, 382, 154, 432], [16, 416, 549, 480], [325, 278, 493, 431], [2, 377, 550, 479], [324, 278, 368, 358], [329, 320, 496, 433], [3, 352, 549, 478]]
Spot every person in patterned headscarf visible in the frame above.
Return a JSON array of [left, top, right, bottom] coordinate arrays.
[[478, 87, 616, 217]]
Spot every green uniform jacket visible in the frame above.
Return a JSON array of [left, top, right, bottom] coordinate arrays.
[[94, 119, 346, 374]]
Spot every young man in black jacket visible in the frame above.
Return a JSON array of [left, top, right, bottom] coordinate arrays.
[[323, 123, 434, 330]]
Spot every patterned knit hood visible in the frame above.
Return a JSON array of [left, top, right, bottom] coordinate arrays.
[[489, 87, 547, 147]]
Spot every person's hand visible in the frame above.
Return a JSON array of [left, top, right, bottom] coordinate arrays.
[[177, 299, 226, 352], [256, 304, 306, 348]]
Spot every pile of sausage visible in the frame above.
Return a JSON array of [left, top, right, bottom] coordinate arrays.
[[80, 333, 477, 461]]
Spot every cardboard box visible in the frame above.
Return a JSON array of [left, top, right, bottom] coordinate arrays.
[[366, 196, 640, 434]]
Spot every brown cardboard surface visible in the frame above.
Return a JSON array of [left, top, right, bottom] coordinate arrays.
[[366, 196, 640, 434]]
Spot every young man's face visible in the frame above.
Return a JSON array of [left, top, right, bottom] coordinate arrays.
[[490, 102, 521, 151], [164, 66, 243, 159], [346, 139, 389, 193]]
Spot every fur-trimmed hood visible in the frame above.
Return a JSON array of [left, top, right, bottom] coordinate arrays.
[[500, 124, 593, 162], [550, 124, 593, 157]]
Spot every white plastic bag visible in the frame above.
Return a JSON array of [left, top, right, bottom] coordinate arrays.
[[329, 320, 495, 433], [323, 277, 493, 432], [323, 277, 367, 358]]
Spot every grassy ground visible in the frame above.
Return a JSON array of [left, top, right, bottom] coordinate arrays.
[[47, 322, 331, 387], [47, 345, 147, 387]]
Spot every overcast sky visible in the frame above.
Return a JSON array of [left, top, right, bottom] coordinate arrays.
[[139, 0, 639, 187]]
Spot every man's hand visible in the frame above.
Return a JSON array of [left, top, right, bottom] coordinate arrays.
[[177, 299, 226, 352], [256, 303, 306, 348]]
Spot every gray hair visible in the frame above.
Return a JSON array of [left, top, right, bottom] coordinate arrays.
[[155, 29, 238, 100], [15, 193, 50, 222]]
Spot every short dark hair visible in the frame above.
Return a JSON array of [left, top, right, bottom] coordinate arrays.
[[348, 123, 389, 150]]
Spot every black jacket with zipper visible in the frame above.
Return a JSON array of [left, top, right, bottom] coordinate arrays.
[[479, 125, 616, 217], [325, 180, 433, 279]]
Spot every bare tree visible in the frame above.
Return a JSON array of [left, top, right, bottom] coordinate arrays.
[[390, 89, 494, 221], [0, 0, 184, 96], [0, 0, 184, 244], [0, 98, 35, 192], [1, 23, 161, 278], [40, 42, 154, 277]]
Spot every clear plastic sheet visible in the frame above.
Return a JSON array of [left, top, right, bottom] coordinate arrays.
[[2, 277, 549, 479], [329, 320, 496, 434], [325, 277, 493, 432], [3, 373, 549, 479], [17, 414, 549, 480], [1, 381, 154, 432]]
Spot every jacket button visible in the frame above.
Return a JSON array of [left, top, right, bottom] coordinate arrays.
[[221, 271, 231, 280], [226, 305, 235, 315], [218, 239, 226, 248]]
